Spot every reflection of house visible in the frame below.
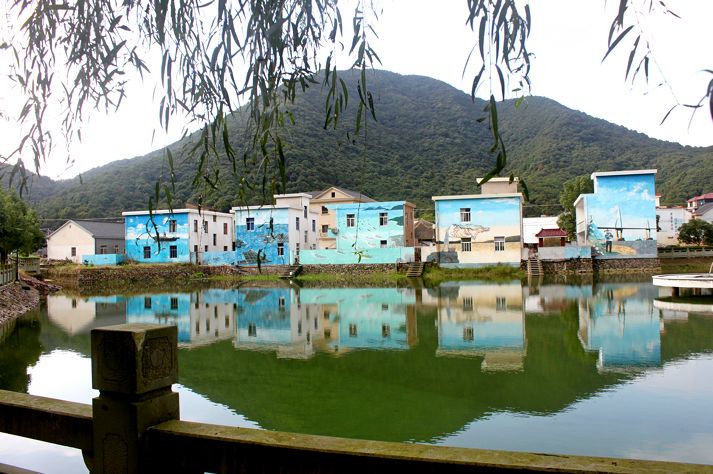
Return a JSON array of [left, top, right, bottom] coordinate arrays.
[[434, 281, 526, 371], [577, 284, 661, 370], [232, 193, 318, 266], [47, 219, 124, 263], [306, 187, 375, 249], [574, 170, 657, 259], [123, 207, 234, 263], [300, 201, 416, 264], [431, 179, 523, 268], [46, 294, 126, 334]]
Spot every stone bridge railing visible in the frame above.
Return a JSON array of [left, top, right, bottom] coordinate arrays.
[[0, 324, 710, 473]]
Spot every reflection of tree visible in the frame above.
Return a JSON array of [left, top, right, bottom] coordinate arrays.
[[0, 314, 43, 393]]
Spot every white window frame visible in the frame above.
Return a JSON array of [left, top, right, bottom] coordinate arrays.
[[460, 208, 471, 222], [379, 212, 388, 226], [461, 237, 472, 252], [494, 236, 505, 252], [277, 243, 284, 256], [346, 214, 355, 227], [246, 217, 255, 231]]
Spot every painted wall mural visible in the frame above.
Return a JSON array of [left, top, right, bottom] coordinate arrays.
[[582, 174, 657, 258], [432, 196, 522, 268], [334, 201, 406, 250], [125, 213, 191, 263], [234, 208, 291, 266], [300, 247, 414, 264]]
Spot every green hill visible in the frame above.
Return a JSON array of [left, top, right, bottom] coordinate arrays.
[[9, 69, 713, 221]]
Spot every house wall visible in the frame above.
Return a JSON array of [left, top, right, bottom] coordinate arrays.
[[522, 216, 560, 245], [577, 173, 657, 258], [300, 247, 414, 264], [431, 196, 522, 268], [186, 211, 234, 254], [235, 208, 291, 266], [125, 213, 191, 263], [310, 188, 372, 250], [94, 238, 126, 255], [656, 207, 690, 246], [82, 254, 126, 266], [334, 201, 410, 250], [47, 223, 95, 263], [201, 251, 238, 266]]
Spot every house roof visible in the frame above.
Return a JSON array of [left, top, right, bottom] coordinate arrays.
[[535, 228, 567, 238], [694, 202, 713, 217], [50, 219, 124, 240], [688, 192, 713, 203], [414, 219, 435, 241], [310, 186, 375, 201]]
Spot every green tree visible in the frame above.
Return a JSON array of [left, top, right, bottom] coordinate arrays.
[[557, 175, 594, 241], [0, 188, 44, 264], [677, 219, 713, 246]]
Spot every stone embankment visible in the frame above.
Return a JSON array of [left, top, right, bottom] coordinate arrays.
[[69, 264, 249, 289], [0, 275, 59, 328]]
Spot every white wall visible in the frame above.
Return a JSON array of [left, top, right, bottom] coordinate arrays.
[[47, 222, 95, 263], [656, 207, 690, 246], [187, 210, 234, 253]]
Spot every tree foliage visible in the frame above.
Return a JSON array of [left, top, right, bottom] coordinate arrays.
[[677, 219, 713, 246], [0, 188, 44, 263], [557, 175, 594, 241]]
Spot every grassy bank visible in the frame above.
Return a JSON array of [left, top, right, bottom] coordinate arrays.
[[660, 257, 713, 274], [422, 265, 525, 285]]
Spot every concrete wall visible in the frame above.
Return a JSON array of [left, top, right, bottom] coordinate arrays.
[[200, 251, 237, 266], [47, 223, 95, 263], [333, 201, 411, 251], [656, 207, 690, 246], [235, 207, 292, 265], [125, 213, 191, 263], [432, 196, 522, 267], [186, 211, 234, 253], [300, 247, 414, 264], [537, 246, 591, 261], [82, 254, 126, 266]]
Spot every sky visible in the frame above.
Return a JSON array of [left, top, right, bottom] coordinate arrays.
[[1, 0, 712, 180]]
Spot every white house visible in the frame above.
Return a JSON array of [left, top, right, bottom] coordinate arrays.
[[47, 219, 125, 263]]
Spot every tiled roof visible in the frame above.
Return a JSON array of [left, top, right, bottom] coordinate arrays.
[[310, 187, 374, 201], [535, 228, 567, 238], [688, 192, 713, 202], [694, 202, 713, 217], [72, 220, 124, 239]]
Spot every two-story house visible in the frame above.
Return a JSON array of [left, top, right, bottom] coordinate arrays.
[[306, 186, 375, 249]]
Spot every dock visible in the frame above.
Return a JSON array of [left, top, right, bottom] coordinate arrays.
[[652, 273, 713, 296]]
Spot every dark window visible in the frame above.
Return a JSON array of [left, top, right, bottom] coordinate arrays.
[[212, 215, 217, 222], [461, 238, 472, 252], [379, 212, 388, 226], [349, 323, 357, 337], [224, 246, 228, 251], [170, 297, 178, 310], [143, 246, 151, 259], [246, 217, 254, 231], [296, 217, 300, 230], [460, 208, 471, 222], [322, 224, 329, 234], [232, 242, 236, 251], [331, 192, 335, 198], [463, 327, 474, 341], [312, 220, 316, 232], [463, 297, 473, 311], [144, 297, 151, 309], [205, 245, 208, 252], [71, 247, 76, 257], [114, 245, 120, 254], [248, 323, 257, 337], [99, 245, 107, 254], [170, 245, 177, 258], [321, 206, 328, 214], [380, 240, 387, 248], [223, 222, 228, 234], [304, 206, 307, 218], [213, 234, 217, 246], [346, 214, 355, 227], [304, 230, 308, 243], [169, 219, 177, 232], [194, 219, 198, 232], [203, 220, 208, 232], [71, 299, 77, 308], [194, 245, 198, 253], [382, 324, 391, 338], [277, 243, 284, 256]]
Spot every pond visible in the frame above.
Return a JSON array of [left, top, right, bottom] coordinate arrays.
[[1, 279, 713, 472]]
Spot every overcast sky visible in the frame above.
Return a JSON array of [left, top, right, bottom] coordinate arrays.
[[1, 1, 711, 180]]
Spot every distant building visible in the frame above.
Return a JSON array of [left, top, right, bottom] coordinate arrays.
[[686, 192, 713, 212], [692, 202, 713, 224], [574, 170, 657, 258], [535, 228, 567, 247], [232, 193, 319, 266], [656, 194, 690, 246], [123, 207, 233, 264], [414, 219, 435, 246], [431, 179, 523, 268], [306, 186, 375, 249], [47, 219, 124, 263], [522, 216, 561, 247]]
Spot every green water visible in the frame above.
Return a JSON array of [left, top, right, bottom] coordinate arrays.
[[1, 280, 713, 472]]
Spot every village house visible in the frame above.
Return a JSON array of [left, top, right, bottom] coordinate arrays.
[[300, 200, 416, 264], [522, 216, 561, 249], [574, 170, 657, 258], [122, 206, 234, 264], [46, 219, 124, 263], [430, 178, 524, 268], [305, 187, 375, 249], [232, 193, 319, 266], [656, 194, 690, 246]]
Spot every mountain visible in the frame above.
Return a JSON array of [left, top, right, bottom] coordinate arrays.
[[8, 69, 713, 221]]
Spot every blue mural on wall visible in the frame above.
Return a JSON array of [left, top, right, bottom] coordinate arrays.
[[582, 173, 657, 258], [300, 247, 414, 264], [235, 288, 293, 345], [125, 213, 191, 263], [333, 201, 406, 250], [234, 208, 291, 266], [126, 293, 192, 342]]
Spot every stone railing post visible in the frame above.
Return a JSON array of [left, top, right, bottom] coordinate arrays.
[[91, 324, 179, 473]]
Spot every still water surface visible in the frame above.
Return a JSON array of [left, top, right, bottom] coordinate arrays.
[[1, 280, 713, 472]]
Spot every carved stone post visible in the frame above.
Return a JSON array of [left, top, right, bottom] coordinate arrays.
[[91, 324, 179, 473]]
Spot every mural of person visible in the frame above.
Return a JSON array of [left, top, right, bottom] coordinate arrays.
[[604, 229, 613, 253]]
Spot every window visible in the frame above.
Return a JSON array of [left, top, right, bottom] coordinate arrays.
[[204, 245, 208, 252], [225, 316, 230, 328], [296, 217, 300, 230], [297, 320, 302, 335], [304, 230, 308, 243], [168, 219, 177, 232], [203, 220, 208, 232], [461, 238, 472, 252], [382, 324, 391, 338], [248, 323, 257, 337], [304, 206, 307, 218], [144, 297, 152, 309], [213, 234, 217, 246], [99, 245, 107, 254], [114, 245, 120, 254], [494, 236, 505, 252], [71, 247, 76, 257], [143, 246, 151, 259], [322, 206, 328, 215], [346, 214, 355, 227], [463, 326, 474, 341], [322, 224, 329, 234], [232, 242, 236, 251], [277, 243, 284, 256], [169, 245, 177, 258], [381, 304, 389, 311], [349, 323, 357, 337], [223, 246, 228, 251], [331, 192, 336, 198], [379, 212, 388, 226], [194, 245, 198, 253], [170, 297, 178, 310], [380, 240, 387, 248], [212, 215, 216, 222], [496, 297, 507, 312], [195, 321, 200, 334], [71, 299, 77, 308], [194, 219, 198, 232], [463, 297, 473, 311], [246, 217, 255, 231], [296, 243, 300, 256], [279, 296, 286, 308], [312, 219, 316, 232], [223, 222, 228, 235], [460, 208, 471, 222]]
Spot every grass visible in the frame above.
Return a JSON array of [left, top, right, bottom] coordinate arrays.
[[660, 257, 713, 274], [422, 264, 526, 285]]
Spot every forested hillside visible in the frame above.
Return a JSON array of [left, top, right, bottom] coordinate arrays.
[[9, 69, 712, 222]]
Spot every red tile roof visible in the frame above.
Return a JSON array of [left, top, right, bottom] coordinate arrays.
[[535, 228, 567, 238], [688, 192, 713, 202]]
